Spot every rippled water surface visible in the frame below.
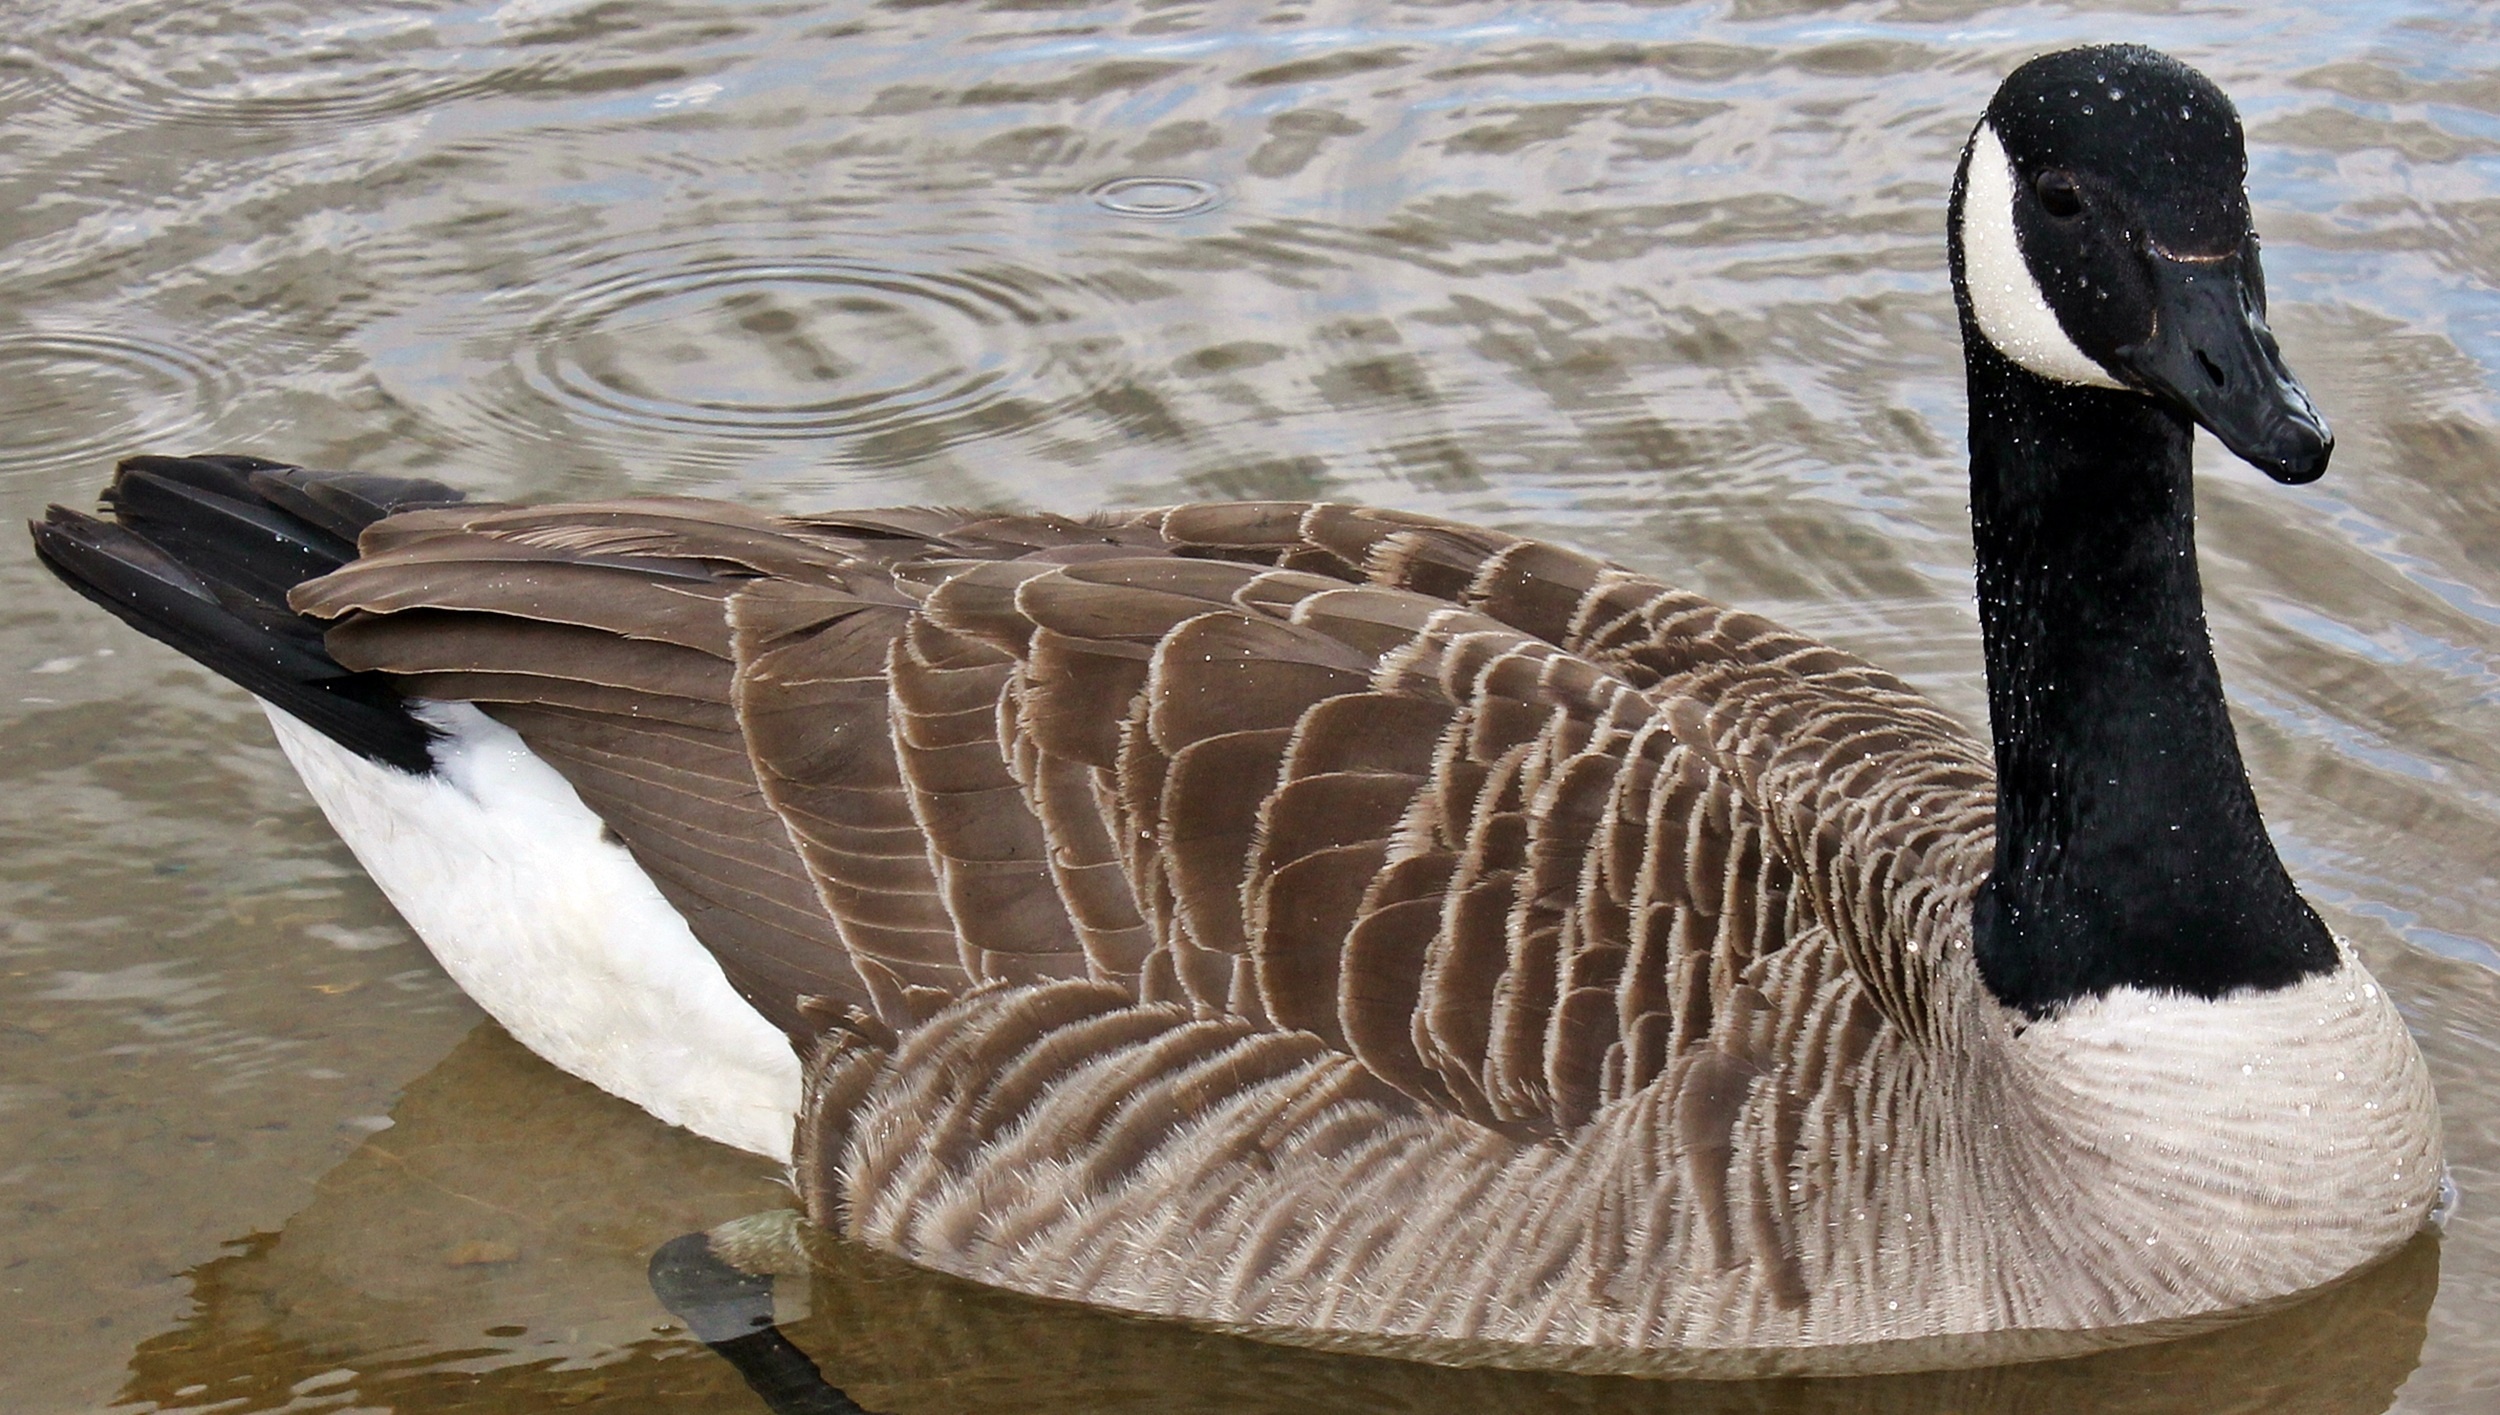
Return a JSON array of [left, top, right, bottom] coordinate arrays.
[[5, 2, 2498, 1411]]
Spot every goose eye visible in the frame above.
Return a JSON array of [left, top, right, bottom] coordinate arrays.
[[2035, 170, 2083, 218]]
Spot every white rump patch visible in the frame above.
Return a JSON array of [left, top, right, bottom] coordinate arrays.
[[1960, 123, 2125, 389], [263, 699, 803, 1161]]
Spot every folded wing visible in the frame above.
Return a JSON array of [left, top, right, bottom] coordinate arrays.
[[294, 498, 1992, 1152]]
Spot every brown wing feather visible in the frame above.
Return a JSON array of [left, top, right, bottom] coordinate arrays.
[[291, 501, 890, 1037], [728, 581, 972, 1026], [296, 498, 1991, 1282]]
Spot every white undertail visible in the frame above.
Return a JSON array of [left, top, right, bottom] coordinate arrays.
[[262, 699, 803, 1161]]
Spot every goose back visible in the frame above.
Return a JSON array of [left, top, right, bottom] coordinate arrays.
[[294, 498, 1994, 1055]]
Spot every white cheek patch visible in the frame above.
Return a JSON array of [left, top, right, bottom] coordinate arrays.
[[1960, 123, 2125, 389]]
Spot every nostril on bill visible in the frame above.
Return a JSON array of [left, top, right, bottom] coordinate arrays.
[[2195, 349, 2226, 388]]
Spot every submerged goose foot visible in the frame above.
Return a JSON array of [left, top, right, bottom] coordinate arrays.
[[649, 1221, 883, 1415]]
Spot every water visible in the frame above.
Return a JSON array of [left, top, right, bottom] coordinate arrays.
[[3, 1, 2496, 1410]]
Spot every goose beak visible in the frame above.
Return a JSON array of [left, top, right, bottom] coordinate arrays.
[[2114, 251, 2333, 484]]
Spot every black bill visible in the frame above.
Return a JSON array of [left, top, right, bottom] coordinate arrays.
[[2114, 249, 2334, 484]]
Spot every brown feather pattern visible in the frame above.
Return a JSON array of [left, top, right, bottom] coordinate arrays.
[[289, 497, 2437, 1377]]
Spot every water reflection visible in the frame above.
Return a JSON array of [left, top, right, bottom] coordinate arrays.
[[116, 1024, 788, 1413], [770, 1237, 2439, 1415]]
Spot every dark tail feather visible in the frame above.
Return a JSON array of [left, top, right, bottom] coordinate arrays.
[[29, 454, 467, 775]]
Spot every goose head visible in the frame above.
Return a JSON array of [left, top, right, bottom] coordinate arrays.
[[1949, 44, 2332, 485]]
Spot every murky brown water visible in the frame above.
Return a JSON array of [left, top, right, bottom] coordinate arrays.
[[4, 2, 2497, 1411]]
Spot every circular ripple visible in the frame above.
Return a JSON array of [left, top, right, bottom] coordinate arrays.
[[509, 246, 1103, 466], [40, 55, 558, 133], [0, 331, 233, 477], [1087, 176, 1225, 221], [22, 3, 562, 133]]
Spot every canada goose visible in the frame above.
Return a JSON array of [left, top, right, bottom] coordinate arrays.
[[29, 43, 2441, 1379]]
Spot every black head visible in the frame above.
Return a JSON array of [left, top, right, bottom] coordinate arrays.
[[1949, 45, 2332, 483]]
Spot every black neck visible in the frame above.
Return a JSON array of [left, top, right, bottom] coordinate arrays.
[[1962, 332, 2336, 1016]]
